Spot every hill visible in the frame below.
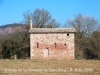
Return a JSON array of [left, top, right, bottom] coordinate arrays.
[[0, 23, 27, 36]]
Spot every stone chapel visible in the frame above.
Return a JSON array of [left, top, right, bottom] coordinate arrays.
[[29, 19, 76, 59]]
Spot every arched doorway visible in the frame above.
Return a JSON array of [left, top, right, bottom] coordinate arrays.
[[43, 48, 49, 57]]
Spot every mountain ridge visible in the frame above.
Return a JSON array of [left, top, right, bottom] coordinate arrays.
[[0, 23, 27, 36]]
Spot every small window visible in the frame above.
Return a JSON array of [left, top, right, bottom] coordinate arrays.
[[54, 43, 56, 48], [64, 43, 66, 46], [67, 34, 69, 36], [37, 43, 39, 48]]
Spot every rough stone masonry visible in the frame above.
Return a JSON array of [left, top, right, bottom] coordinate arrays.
[[29, 19, 76, 59]]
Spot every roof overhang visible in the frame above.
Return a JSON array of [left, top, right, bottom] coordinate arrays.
[[29, 28, 76, 33]]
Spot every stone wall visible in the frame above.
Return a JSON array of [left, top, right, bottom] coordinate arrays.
[[30, 33, 75, 59]]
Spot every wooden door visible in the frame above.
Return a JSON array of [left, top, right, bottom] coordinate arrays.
[[43, 48, 49, 57]]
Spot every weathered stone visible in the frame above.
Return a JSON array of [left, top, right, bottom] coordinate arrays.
[[29, 28, 76, 59], [29, 28, 76, 33]]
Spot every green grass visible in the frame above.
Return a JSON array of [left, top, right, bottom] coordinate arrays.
[[0, 59, 100, 75]]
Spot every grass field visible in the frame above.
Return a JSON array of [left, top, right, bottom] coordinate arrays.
[[0, 59, 100, 75]]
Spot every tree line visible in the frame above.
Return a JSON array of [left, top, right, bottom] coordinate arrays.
[[0, 8, 100, 59], [67, 14, 100, 59]]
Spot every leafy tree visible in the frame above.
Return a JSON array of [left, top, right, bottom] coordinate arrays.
[[1, 33, 23, 59], [2, 40, 12, 59], [0, 44, 2, 58], [90, 31, 100, 59]]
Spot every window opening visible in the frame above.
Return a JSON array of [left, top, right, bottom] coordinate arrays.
[[64, 43, 66, 46], [54, 43, 56, 48], [67, 34, 69, 36], [37, 43, 39, 48]]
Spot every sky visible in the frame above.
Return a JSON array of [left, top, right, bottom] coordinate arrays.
[[0, 0, 100, 27]]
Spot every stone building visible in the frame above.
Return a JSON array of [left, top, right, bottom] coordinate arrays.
[[29, 20, 76, 59]]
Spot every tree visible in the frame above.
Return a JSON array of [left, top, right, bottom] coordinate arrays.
[[2, 40, 12, 59], [90, 31, 100, 59], [0, 44, 2, 58], [67, 14, 97, 34], [22, 8, 60, 28], [1, 33, 24, 59], [67, 14, 100, 59]]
